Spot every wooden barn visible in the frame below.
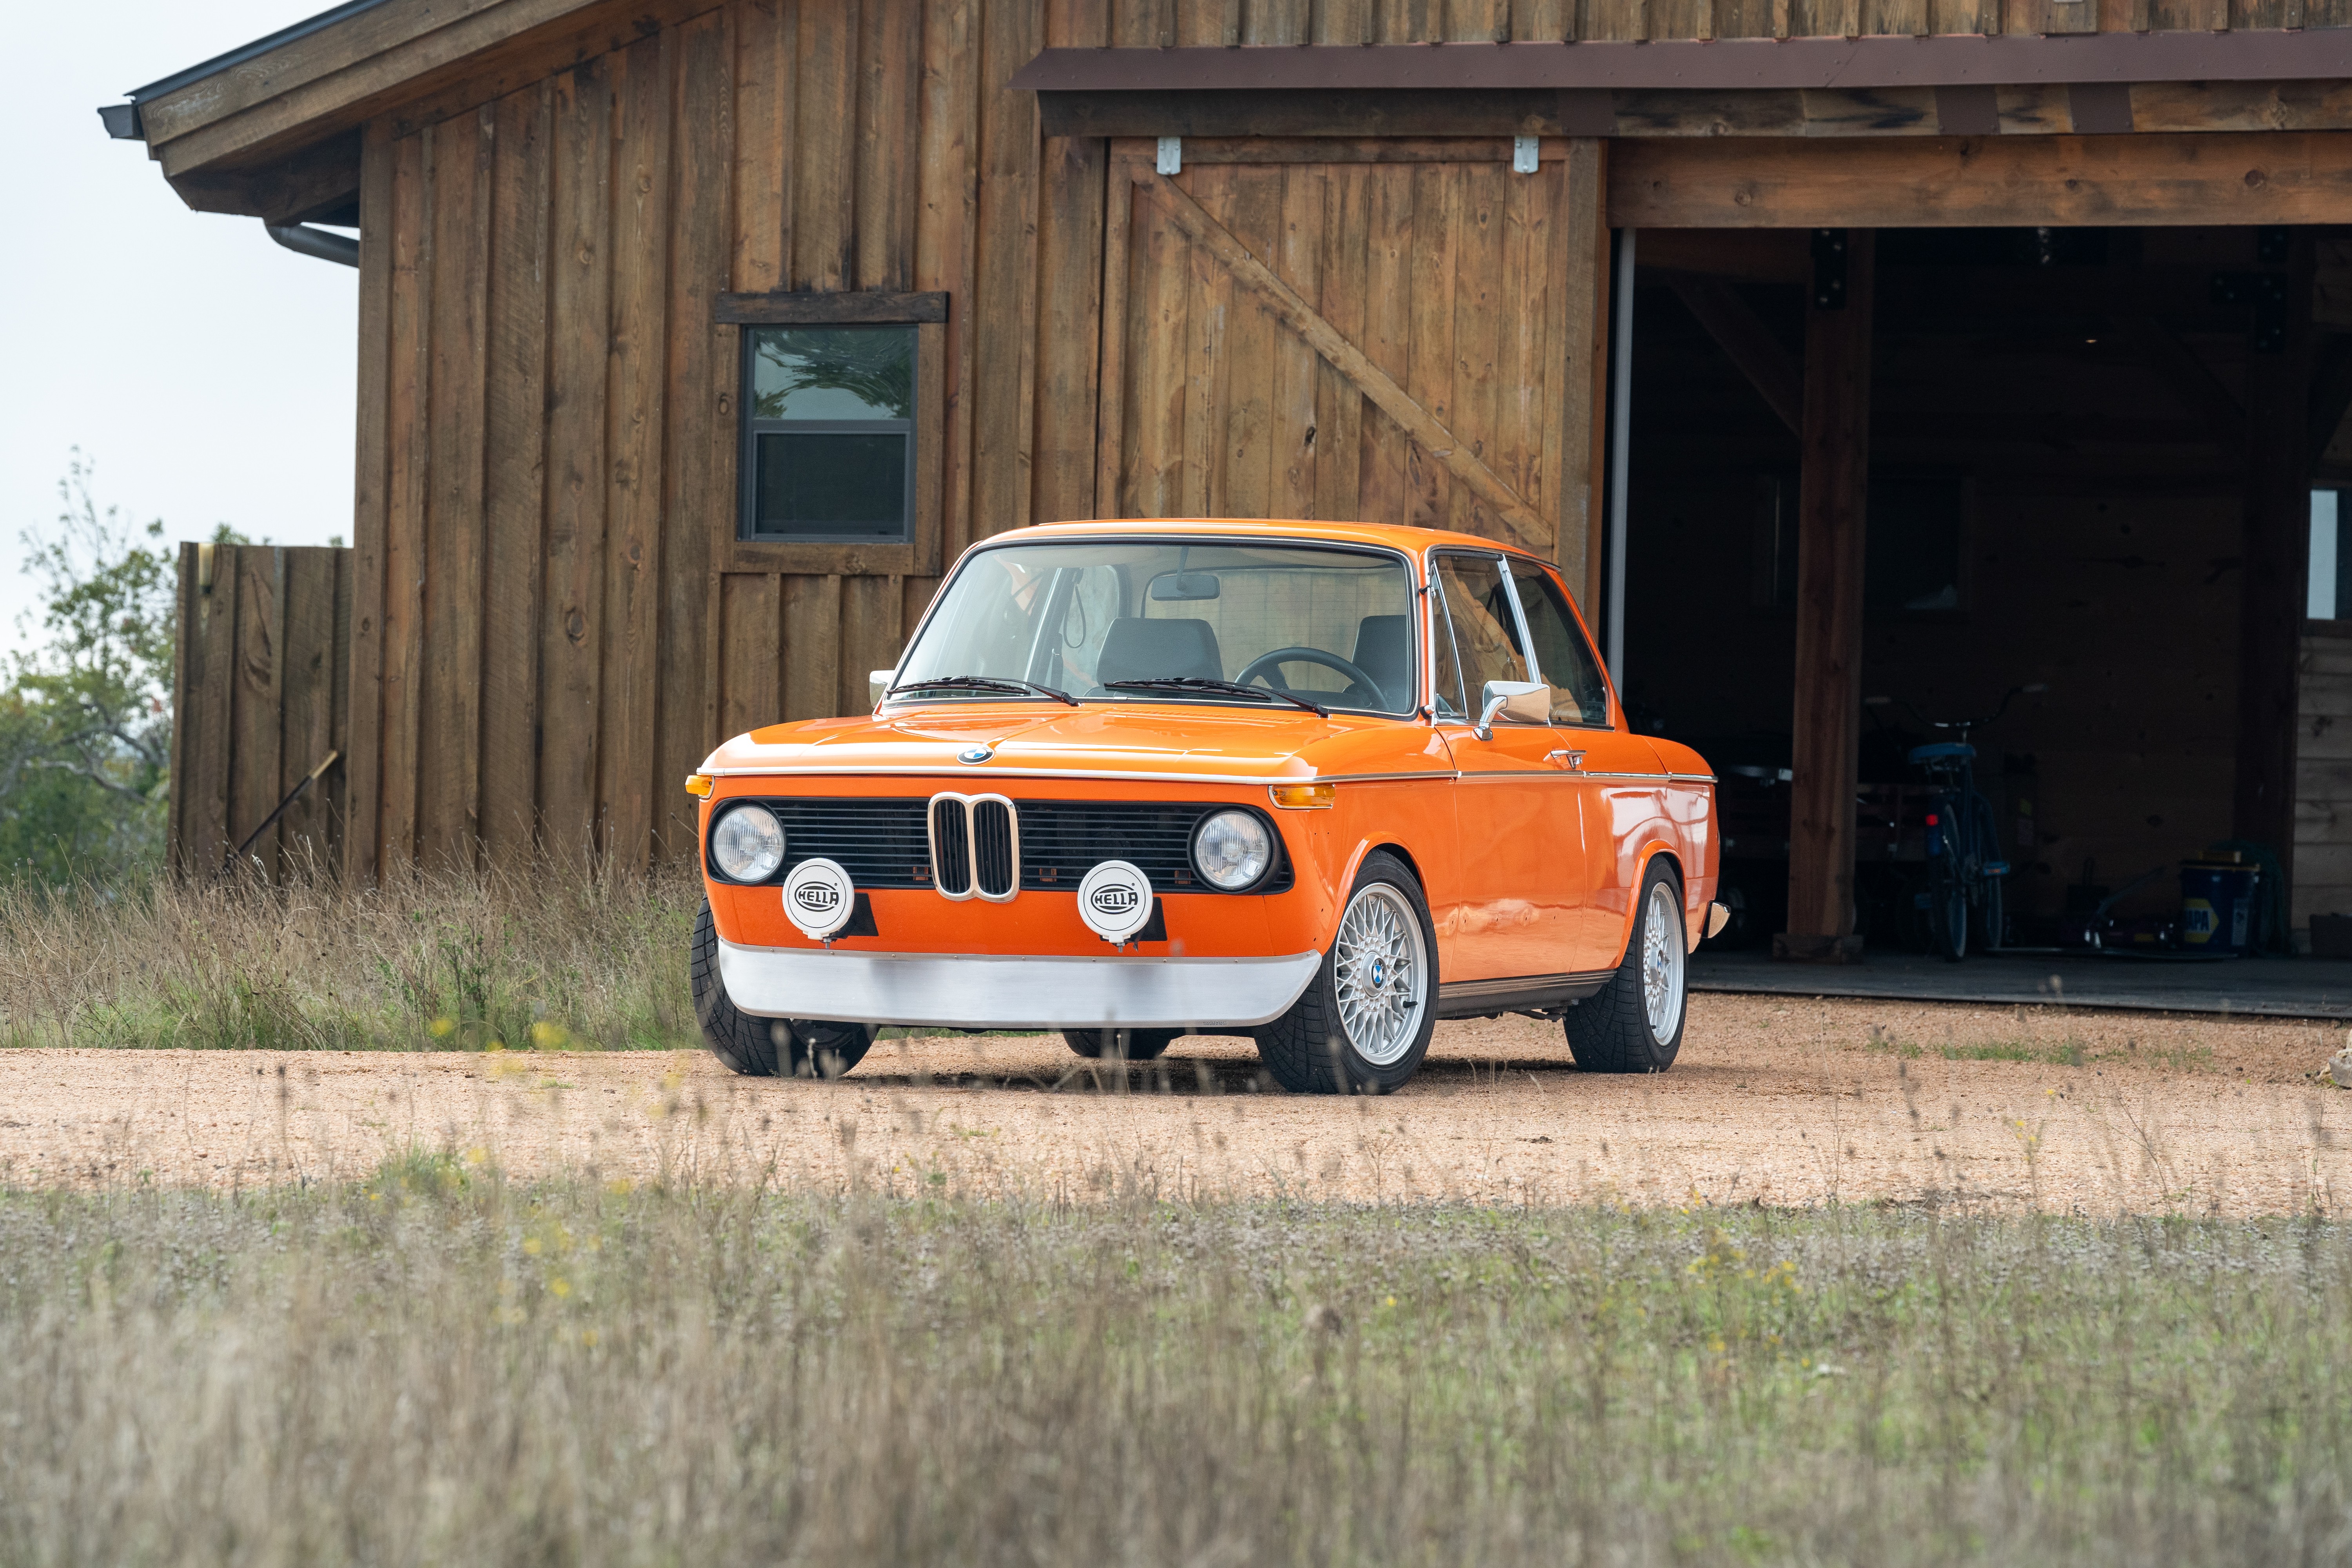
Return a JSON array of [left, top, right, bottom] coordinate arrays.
[[105, 0, 2352, 956]]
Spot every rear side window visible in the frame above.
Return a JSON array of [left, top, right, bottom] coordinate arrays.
[[1504, 557, 1611, 727]]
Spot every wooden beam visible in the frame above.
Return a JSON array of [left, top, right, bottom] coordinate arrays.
[[1037, 81, 2352, 144], [2116, 317, 2248, 455], [1138, 169, 1551, 552], [2308, 333, 2352, 468], [1559, 138, 1611, 614], [148, 0, 720, 182], [1668, 276, 1802, 437], [164, 130, 361, 222], [713, 289, 949, 324], [1779, 230, 1876, 964], [2236, 232, 2318, 913], [1611, 133, 2352, 228]]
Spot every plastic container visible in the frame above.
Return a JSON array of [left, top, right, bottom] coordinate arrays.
[[2179, 859, 2259, 955]]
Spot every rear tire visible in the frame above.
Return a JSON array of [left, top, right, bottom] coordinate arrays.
[[690, 900, 876, 1078], [1929, 869, 1969, 963], [1564, 861, 1688, 1074], [1254, 851, 1437, 1095], [1062, 1028, 1178, 1062]]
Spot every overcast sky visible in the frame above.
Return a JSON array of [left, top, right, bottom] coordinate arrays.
[[2, 2, 354, 659]]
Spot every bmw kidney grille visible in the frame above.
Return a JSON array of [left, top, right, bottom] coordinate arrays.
[[929, 793, 1019, 902]]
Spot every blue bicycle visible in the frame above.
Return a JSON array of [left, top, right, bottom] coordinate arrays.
[[1867, 684, 2043, 961]]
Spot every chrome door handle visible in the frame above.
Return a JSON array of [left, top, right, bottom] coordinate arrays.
[[1546, 750, 1586, 771]]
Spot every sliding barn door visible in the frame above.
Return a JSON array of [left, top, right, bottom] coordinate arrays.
[[1098, 138, 1608, 575]]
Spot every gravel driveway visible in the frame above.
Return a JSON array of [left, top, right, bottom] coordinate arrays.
[[5, 995, 2346, 1214]]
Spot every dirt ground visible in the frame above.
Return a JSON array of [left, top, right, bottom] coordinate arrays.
[[5, 994, 2348, 1214]]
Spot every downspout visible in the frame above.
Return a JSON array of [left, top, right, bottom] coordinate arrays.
[[1604, 228, 1635, 689], [265, 222, 359, 267]]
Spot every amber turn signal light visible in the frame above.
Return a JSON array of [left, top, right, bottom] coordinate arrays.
[[684, 773, 713, 799], [1268, 782, 1336, 810]]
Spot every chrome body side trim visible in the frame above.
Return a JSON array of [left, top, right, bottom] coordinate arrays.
[[715, 941, 1325, 1029], [705, 764, 1454, 786], [1665, 772, 1717, 784]]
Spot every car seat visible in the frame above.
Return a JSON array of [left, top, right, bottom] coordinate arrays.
[[1350, 615, 1412, 711], [1096, 617, 1224, 686]]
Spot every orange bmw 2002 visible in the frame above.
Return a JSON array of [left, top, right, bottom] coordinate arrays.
[[687, 520, 1720, 1094]]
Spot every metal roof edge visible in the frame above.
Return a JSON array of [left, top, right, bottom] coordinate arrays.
[[123, 0, 399, 105], [1009, 31, 2352, 94]]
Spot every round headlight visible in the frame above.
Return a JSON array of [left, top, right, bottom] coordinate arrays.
[[1192, 809, 1273, 891], [711, 804, 786, 882]]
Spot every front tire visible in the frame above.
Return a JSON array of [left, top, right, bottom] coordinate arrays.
[[1254, 851, 1437, 1094], [690, 901, 876, 1078], [1564, 861, 1688, 1074], [1062, 1028, 1178, 1062]]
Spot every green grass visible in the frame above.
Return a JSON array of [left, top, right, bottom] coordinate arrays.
[[1865, 1027, 2090, 1067], [2, 1175, 2348, 1565], [0, 862, 704, 1052]]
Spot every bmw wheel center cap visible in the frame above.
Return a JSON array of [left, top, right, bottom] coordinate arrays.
[[1076, 860, 1154, 944], [958, 746, 993, 764], [782, 857, 857, 940]]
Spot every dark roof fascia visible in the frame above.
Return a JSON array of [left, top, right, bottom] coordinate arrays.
[[1009, 31, 2352, 94], [123, 0, 397, 106]]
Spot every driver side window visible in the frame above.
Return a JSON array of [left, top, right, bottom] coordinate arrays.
[[1431, 554, 1532, 723]]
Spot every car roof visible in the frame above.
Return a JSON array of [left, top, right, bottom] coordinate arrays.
[[986, 517, 1555, 562]]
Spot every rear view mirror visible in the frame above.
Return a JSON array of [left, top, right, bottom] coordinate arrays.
[[2024, 682, 2048, 694], [1148, 572, 1221, 602]]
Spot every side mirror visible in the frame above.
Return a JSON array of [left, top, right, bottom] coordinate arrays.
[[869, 670, 896, 707], [1475, 679, 1548, 740]]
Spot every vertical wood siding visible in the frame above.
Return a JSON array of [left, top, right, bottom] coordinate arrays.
[[172, 544, 354, 881], [339, 0, 2292, 876]]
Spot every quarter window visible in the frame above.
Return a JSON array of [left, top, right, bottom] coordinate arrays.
[[739, 325, 915, 542]]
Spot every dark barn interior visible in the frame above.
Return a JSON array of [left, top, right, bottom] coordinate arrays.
[[1617, 223, 2348, 954]]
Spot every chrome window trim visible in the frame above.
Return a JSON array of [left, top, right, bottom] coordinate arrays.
[[883, 531, 1425, 719]]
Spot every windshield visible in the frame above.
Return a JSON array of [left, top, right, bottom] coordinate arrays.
[[894, 540, 1418, 715]]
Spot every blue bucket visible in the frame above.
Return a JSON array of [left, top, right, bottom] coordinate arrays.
[[2179, 860, 2259, 955]]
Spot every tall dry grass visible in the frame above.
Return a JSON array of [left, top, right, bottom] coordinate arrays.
[[2, 1170, 2349, 1566], [0, 859, 702, 1053]]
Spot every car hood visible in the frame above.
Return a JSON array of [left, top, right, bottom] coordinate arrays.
[[701, 702, 1457, 784]]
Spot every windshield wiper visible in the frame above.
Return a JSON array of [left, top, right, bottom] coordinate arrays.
[[1100, 677, 1327, 718], [888, 675, 1079, 706]]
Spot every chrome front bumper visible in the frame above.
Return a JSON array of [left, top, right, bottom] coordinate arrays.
[[715, 940, 1323, 1030]]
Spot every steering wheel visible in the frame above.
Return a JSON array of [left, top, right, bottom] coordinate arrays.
[[1233, 646, 1384, 709]]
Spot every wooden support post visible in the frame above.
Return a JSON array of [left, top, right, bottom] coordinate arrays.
[[2234, 229, 2317, 931], [1777, 229, 1876, 964]]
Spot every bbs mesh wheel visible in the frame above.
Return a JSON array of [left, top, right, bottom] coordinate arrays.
[[1252, 851, 1436, 1095], [1563, 860, 1688, 1074]]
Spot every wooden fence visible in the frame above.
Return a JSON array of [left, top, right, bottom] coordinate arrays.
[[169, 543, 354, 880]]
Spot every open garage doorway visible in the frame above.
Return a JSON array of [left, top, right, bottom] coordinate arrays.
[[1608, 218, 2352, 1000]]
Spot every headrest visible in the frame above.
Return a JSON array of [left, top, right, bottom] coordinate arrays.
[[1096, 617, 1224, 686], [1350, 615, 1412, 710]]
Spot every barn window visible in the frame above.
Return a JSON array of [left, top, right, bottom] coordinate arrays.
[[739, 325, 916, 543]]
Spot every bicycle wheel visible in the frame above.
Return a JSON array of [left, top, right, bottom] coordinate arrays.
[[1928, 862, 1969, 962], [1976, 873, 2006, 952]]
